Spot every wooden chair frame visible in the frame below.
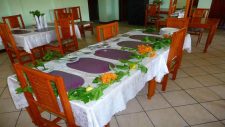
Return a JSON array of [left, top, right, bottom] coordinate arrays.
[[68, 6, 94, 38], [44, 17, 78, 54], [96, 22, 119, 42], [54, 8, 70, 20], [14, 63, 77, 127], [145, 4, 160, 26], [162, 28, 187, 91], [166, 17, 189, 28], [0, 23, 38, 65], [2, 14, 25, 29]]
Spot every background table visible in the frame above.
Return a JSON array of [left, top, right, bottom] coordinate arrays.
[[13, 25, 81, 53]]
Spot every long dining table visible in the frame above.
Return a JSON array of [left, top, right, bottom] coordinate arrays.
[[7, 30, 178, 127], [11, 24, 81, 53], [157, 17, 220, 53]]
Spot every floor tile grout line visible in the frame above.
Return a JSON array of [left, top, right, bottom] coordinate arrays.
[[14, 109, 22, 127], [158, 90, 191, 127], [135, 96, 156, 127]]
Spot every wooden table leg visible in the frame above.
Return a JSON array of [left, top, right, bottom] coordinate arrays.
[[204, 24, 218, 53], [147, 78, 156, 100]]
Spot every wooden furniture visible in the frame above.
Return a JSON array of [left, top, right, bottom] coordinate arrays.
[[0, 23, 38, 65], [167, 17, 189, 28], [168, 0, 177, 16], [54, 8, 70, 20], [209, 0, 225, 28], [189, 8, 210, 46], [45, 18, 79, 54], [14, 63, 77, 127], [157, 17, 220, 53], [144, 4, 160, 26], [2, 14, 25, 29], [96, 22, 119, 42], [161, 28, 187, 91], [68, 6, 94, 38]]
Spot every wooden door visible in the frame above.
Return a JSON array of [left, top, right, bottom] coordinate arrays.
[[209, 0, 225, 28], [119, 0, 128, 21]]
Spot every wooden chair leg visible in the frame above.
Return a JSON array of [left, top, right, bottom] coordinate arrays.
[[147, 78, 156, 100], [26, 106, 39, 125], [161, 74, 169, 91], [196, 32, 203, 46]]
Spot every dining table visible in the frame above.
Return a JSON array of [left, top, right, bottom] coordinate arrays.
[[157, 17, 220, 53], [7, 29, 190, 127], [11, 24, 81, 53]]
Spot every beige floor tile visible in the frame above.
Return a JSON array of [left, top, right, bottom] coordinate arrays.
[[162, 90, 197, 106], [209, 85, 225, 99], [175, 77, 203, 89], [216, 64, 225, 71], [191, 121, 225, 127], [200, 65, 225, 74], [136, 94, 171, 111], [147, 108, 188, 127], [0, 98, 19, 113], [213, 73, 225, 82], [182, 67, 208, 76], [116, 112, 154, 127], [201, 100, 225, 120], [157, 80, 182, 92], [16, 111, 36, 127], [204, 58, 225, 65], [181, 60, 196, 68], [222, 120, 225, 125], [193, 75, 224, 86], [0, 87, 11, 99], [175, 104, 217, 125], [137, 83, 159, 96], [0, 112, 20, 127], [116, 98, 143, 115], [110, 117, 119, 127], [186, 87, 221, 102], [0, 88, 4, 95], [190, 59, 212, 66], [175, 69, 189, 78], [0, 78, 7, 88]]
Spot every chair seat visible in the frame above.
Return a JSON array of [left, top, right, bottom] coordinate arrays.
[[77, 21, 93, 26]]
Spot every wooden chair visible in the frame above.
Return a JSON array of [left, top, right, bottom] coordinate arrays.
[[96, 22, 119, 42], [68, 6, 94, 38], [0, 23, 38, 65], [54, 8, 71, 20], [14, 63, 77, 127], [2, 14, 25, 29], [44, 17, 78, 54], [166, 17, 189, 28], [161, 28, 187, 91], [189, 8, 210, 46], [145, 4, 160, 26]]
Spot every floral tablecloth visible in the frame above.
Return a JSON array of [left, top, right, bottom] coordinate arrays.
[[8, 30, 171, 127]]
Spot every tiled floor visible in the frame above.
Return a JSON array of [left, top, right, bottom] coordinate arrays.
[[0, 22, 225, 127]]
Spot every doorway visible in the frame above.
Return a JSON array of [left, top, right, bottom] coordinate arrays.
[[88, 0, 99, 22], [209, 0, 225, 28], [119, 0, 128, 21]]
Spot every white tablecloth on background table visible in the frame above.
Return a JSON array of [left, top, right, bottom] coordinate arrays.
[[7, 30, 170, 127], [13, 25, 81, 53], [160, 27, 192, 53]]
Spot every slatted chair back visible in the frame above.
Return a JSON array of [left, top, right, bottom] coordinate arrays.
[[54, 8, 70, 20], [166, 18, 189, 29], [146, 4, 160, 17], [192, 8, 210, 18], [184, 0, 191, 18], [96, 22, 119, 42], [161, 28, 187, 91], [2, 14, 25, 29], [14, 63, 76, 127], [68, 6, 82, 21]]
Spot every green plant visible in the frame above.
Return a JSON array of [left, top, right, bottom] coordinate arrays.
[[30, 10, 45, 17]]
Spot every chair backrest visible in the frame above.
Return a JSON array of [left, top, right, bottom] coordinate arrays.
[[146, 4, 160, 17], [166, 18, 189, 29], [0, 23, 20, 52], [14, 63, 76, 127], [54, 8, 71, 20], [96, 22, 119, 42], [2, 14, 25, 29], [184, 0, 191, 18], [168, 0, 177, 16], [55, 17, 77, 44], [192, 8, 210, 18], [167, 28, 187, 71], [68, 6, 82, 21]]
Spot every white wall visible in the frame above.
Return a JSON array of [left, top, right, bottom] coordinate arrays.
[[198, 0, 212, 8]]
